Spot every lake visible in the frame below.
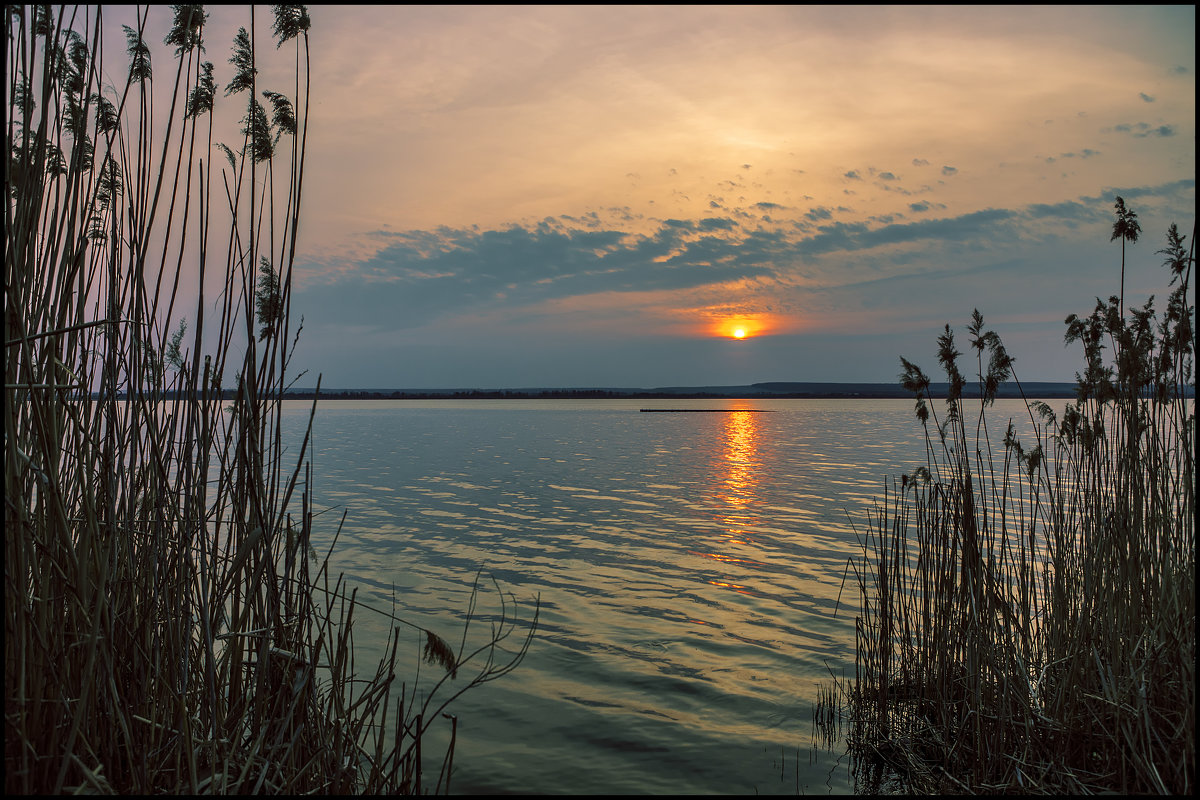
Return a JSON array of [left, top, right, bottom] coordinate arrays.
[[279, 396, 1050, 794]]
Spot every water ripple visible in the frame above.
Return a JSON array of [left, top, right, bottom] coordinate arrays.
[[282, 397, 1050, 794]]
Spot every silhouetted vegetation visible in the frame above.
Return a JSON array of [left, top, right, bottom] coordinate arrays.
[[827, 205, 1194, 793], [5, 5, 534, 793]]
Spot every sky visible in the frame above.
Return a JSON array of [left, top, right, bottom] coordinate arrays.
[[107, 5, 1195, 389]]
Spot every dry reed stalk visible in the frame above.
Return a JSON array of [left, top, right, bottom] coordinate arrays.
[[830, 212, 1194, 794], [5, 6, 536, 794]]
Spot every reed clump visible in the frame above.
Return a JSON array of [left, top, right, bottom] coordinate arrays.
[[5, 5, 535, 793], [839, 206, 1194, 793]]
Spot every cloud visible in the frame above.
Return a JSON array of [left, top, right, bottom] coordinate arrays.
[[1025, 200, 1104, 222], [293, 181, 1194, 342], [298, 218, 790, 331], [698, 217, 738, 231], [1136, 125, 1175, 138], [912, 158, 929, 167], [1139, 92, 1155, 102], [843, 170, 861, 180], [1094, 178, 1195, 202], [793, 208, 1018, 257], [942, 165, 958, 176], [1112, 121, 1177, 137], [877, 172, 898, 181]]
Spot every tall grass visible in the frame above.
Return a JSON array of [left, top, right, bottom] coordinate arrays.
[[837, 209, 1194, 793], [5, 5, 535, 793]]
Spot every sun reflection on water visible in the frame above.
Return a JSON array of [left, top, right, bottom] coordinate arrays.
[[696, 404, 769, 587], [718, 405, 761, 514]]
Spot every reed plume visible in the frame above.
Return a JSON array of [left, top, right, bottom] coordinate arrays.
[[4, 5, 535, 793], [836, 205, 1194, 794]]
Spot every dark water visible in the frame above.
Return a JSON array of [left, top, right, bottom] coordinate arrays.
[[280, 396, 1048, 794]]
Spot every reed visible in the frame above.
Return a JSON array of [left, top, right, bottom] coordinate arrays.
[[836, 207, 1195, 793], [4, 5, 535, 793]]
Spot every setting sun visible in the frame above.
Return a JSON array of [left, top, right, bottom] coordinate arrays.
[[714, 317, 768, 339]]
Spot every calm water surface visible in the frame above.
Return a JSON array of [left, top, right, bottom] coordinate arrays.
[[280, 397, 1047, 794]]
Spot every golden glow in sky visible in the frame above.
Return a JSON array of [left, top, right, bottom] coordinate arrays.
[[105, 5, 1196, 388]]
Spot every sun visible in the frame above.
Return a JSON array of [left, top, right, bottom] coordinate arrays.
[[706, 314, 771, 340]]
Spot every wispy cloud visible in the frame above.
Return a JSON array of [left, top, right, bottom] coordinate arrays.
[[296, 181, 1192, 342], [302, 219, 787, 330], [1137, 125, 1176, 138], [1111, 121, 1178, 137]]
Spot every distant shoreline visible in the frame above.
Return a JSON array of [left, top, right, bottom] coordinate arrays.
[[275, 381, 1099, 401], [88, 381, 1194, 402]]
